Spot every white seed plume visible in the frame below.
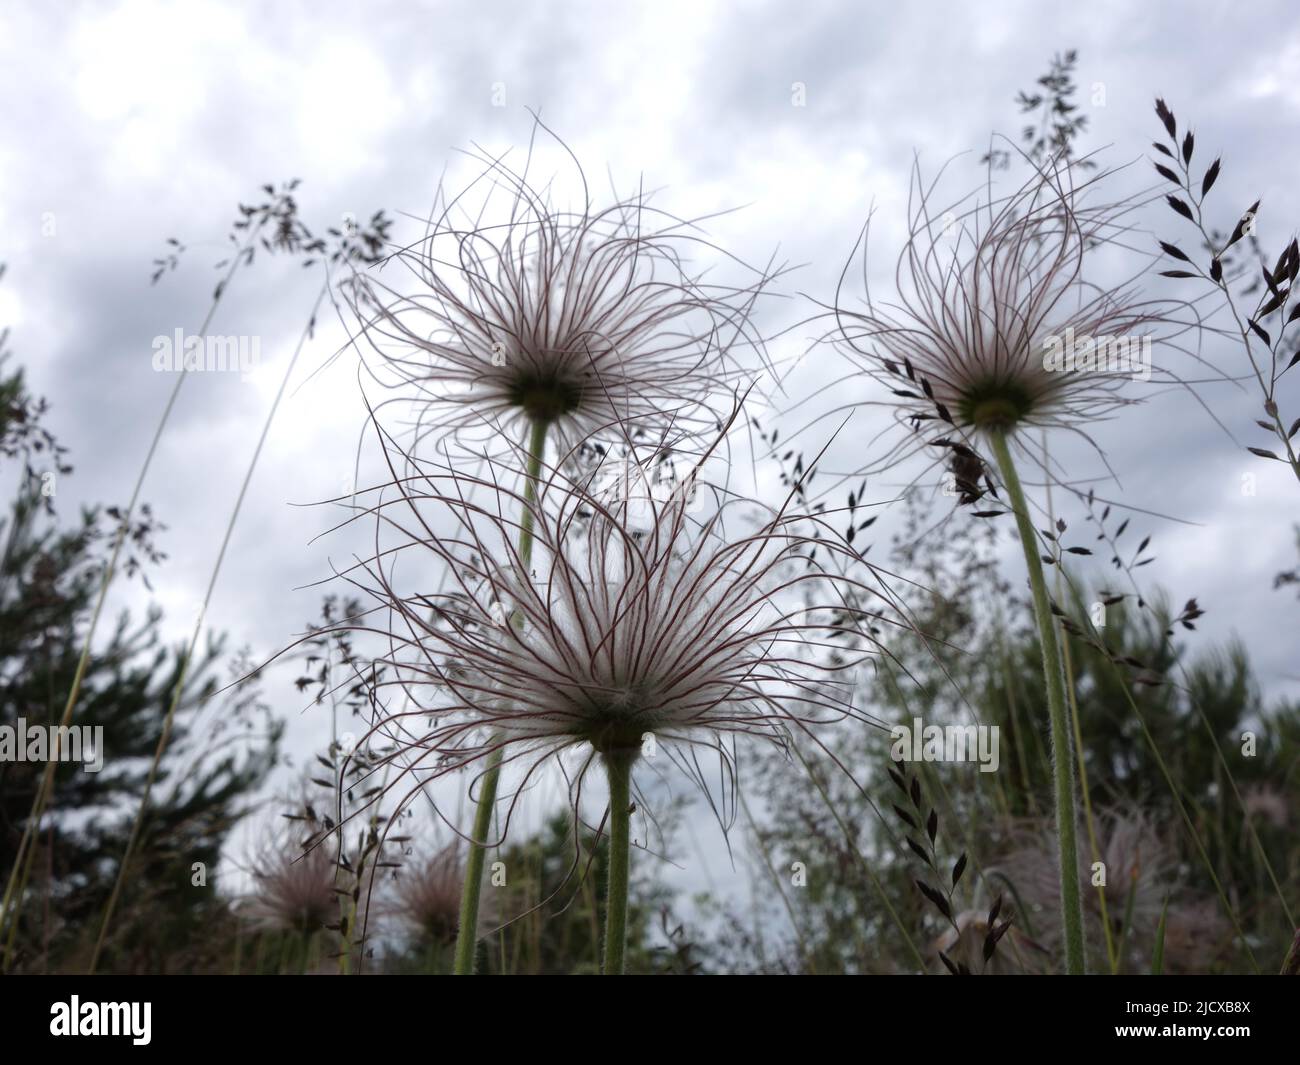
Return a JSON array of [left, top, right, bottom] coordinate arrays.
[[345, 124, 780, 456], [316, 417, 905, 837], [825, 153, 1202, 479]]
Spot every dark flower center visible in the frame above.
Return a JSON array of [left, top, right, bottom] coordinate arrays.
[[581, 682, 668, 754], [506, 369, 584, 423], [957, 378, 1036, 431]]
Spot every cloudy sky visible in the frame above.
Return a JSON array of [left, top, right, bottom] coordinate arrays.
[[2, 1, 1298, 901]]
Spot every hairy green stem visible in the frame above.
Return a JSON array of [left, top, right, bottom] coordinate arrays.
[[451, 750, 501, 975], [452, 418, 548, 975], [602, 752, 633, 975], [988, 430, 1086, 974]]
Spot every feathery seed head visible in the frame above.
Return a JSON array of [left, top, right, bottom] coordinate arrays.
[[830, 153, 1196, 466], [393, 844, 463, 945], [346, 123, 779, 455], [245, 834, 337, 936], [320, 413, 903, 832]]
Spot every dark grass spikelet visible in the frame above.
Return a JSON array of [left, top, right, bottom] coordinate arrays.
[[887, 762, 1013, 974]]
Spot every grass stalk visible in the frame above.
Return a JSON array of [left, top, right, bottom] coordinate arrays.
[[0, 234, 262, 969], [87, 283, 328, 972], [1063, 634, 1118, 972]]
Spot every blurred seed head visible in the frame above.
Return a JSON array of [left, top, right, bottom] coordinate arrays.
[[991, 809, 1226, 972], [245, 831, 338, 936], [1243, 784, 1288, 829], [392, 844, 464, 946]]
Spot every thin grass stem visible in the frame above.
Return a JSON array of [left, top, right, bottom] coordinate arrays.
[[0, 232, 263, 968], [86, 283, 329, 972]]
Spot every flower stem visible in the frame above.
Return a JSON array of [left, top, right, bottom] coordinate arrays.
[[988, 430, 1086, 975], [452, 418, 549, 975], [602, 751, 634, 975]]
